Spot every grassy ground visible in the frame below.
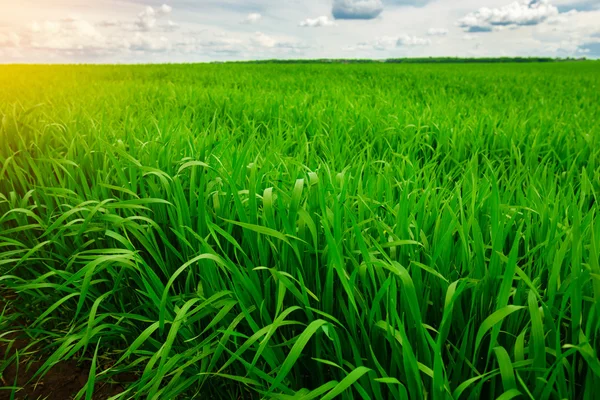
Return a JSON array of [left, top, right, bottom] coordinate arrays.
[[0, 62, 599, 399]]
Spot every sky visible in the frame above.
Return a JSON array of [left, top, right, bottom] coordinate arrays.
[[0, 0, 599, 63]]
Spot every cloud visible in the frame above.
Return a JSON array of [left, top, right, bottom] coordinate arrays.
[[545, 9, 578, 25], [299, 16, 336, 27], [580, 41, 600, 56], [250, 32, 308, 53], [29, 18, 108, 53], [98, 20, 120, 28], [458, 0, 559, 32], [164, 21, 179, 32], [540, 37, 593, 54], [176, 31, 308, 58], [427, 28, 448, 36], [22, 14, 173, 57], [385, 0, 431, 6], [135, 4, 172, 31], [0, 32, 21, 48], [5, 0, 599, 62], [135, 7, 157, 31], [332, 0, 384, 20], [252, 32, 277, 48], [158, 5, 172, 15], [533, 9, 600, 56], [176, 34, 245, 56], [128, 32, 170, 52], [397, 34, 431, 46], [243, 13, 262, 24], [99, 4, 177, 32], [2, 1, 310, 63], [354, 34, 431, 51], [369, 36, 399, 50], [552, 0, 600, 12]]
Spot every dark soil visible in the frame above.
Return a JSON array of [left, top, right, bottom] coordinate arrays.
[[0, 293, 128, 400]]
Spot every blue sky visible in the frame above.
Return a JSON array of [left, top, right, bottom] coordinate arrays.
[[1, 0, 599, 63]]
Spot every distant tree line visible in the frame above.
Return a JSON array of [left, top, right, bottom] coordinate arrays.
[[222, 57, 591, 64], [385, 57, 557, 63]]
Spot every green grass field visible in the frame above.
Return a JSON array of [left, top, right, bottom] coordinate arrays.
[[1, 62, 599, 399]]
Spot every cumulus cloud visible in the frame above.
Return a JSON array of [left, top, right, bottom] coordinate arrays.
[[243, 13, 262, 24], [98, 4, 176, 32], [176, 31, 307, 57], [6, 0, 599, 62], [370, 36, 398, 50], [2, 1, 310, 63], [164, 20, 179, 32], [0, 32, 21, 48], [533, 8, 600, 56], [175, 33, 245, 56], [427, 28, 448, 36], [128, 32, 170, 52], [397, 34, 431, 46], [158, 4, 172, 14], [299, 16, 336, 27], [540, 36, 591, 54], [458, 0, 559, 32], [250, 32, 308, 53], [135, 4, 172, 31], [552, 0, 600, 12], [353, 34, 431, 51], [22, 14, 173, 57], [252, 32, 277, 48], [98, 20, 120, 28], [332, 0, 384, 20], [30, 18, 108, 53], [386, 0, 431, 6]]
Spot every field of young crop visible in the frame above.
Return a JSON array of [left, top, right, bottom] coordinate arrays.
[[0, 62, 599, 399]]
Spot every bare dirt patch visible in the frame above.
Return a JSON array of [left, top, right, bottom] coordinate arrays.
[[0, 293, 128, 400]]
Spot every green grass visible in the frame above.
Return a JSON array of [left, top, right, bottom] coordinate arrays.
[[0, 62, 599, 399]]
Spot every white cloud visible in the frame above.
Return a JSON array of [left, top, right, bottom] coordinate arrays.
[[250, 32, 307, 53], [299, 16, 336, 27], [356, 34, 431, 51], [136, 7, 158, 31], [371, 36, 399, 50], [252, 32, 277, 48], [545, 9, 580, 26], [175, 31, 308, 58], [332, 0, 384, 20], [397, 34, 431, 46], [427, 28, 448, 36], [128, 32, 170, 52], [0, 47, 24, 59], [3, 0, 600, 62], [158, 5, 172, 15], [98, 19, 120, 28], [387, 0, 432, 6], [165, 21, 179, 32], [175, 33, 245, 56], [29, 18, 108, 53], [458, 0, 559, 32], [533, 7, 600, 55], [243, 13, 262, 24], [19, 13, 174, 58], [0, 32, 21, 48], [97, 5, 177, 33], [135, 4, 172, 31]]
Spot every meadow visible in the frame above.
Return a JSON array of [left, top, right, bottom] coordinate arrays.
[[0, 62, 599, 399]]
